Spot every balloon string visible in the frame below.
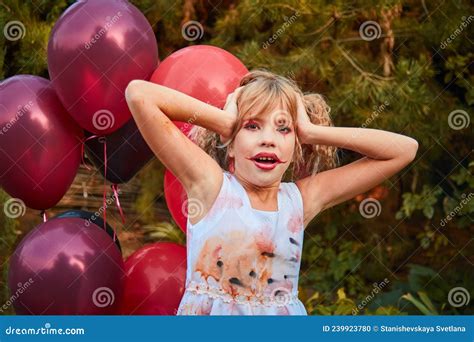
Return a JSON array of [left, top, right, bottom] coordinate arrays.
[[40, 210, 47, 222], [101, 137, 107, 233], [111, 184, 125, 241], [81, 135, 100, 171]]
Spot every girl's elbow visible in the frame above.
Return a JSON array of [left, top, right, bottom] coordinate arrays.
[[125, 80, 147, 104], [406, 138, 419, 162]]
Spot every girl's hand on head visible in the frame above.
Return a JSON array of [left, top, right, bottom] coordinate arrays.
[[220, 86, 244, 145], [296, 95, 312, 144]]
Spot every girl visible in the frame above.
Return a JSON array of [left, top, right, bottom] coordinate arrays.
[[125, 69, 418, 315]]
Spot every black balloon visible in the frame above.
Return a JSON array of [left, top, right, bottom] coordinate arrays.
[[84, 117, 154, 184], [53, 210, 122, 253]]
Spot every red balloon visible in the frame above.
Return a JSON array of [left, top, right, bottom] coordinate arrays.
[[150, 45, 248, 135], [48, 0, 158, 135], [121, 242, 186, 315], [164, 169, 187, 233], [8, 217, 124, 315], [0, 75, 83, 210]]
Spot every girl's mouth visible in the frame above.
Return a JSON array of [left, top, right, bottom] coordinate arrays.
[[252, 159, 278, 170], [247, 156, 281, 171]]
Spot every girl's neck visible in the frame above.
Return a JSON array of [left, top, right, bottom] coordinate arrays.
[[233, 172, 280, 211]]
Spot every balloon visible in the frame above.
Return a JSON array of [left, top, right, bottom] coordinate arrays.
[[8, 217, 124, 315], [150, 45, 248, 135], [164, 169, 187, 233], [0, 75, 83, 210], [84, 117, 154, 184], [48, 0, 158, 135], [52, 209, 122, 253], [121, 242, 186, 315]]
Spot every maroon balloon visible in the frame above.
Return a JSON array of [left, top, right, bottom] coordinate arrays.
[[150, 45, 248, 135], [121, 242, 186, 315], [48, 0, 159, 135], [164, 169, 188, 233], [0, 75, 83, 210], [8, 217, 124, 315], [84, 117, 154, 184]]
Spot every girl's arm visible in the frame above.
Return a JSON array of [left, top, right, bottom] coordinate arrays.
[[124, 80, 235, 224], [296, 123, 419, 228]]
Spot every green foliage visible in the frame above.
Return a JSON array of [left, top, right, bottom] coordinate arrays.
[[0, 189, 20, 315], [301, 225, 366, 298], [396, 185, 443, 220], [401, 292, 439, 315], [143, 221, 186, 246]]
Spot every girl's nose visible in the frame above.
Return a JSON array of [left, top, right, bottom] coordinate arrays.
[[259, 127, 276, 147]]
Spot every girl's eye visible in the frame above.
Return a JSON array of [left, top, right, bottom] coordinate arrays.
[[278, 126, 292, 133], [245, 123, 259, 130]]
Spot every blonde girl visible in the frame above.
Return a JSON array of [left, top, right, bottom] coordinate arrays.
[[125, 69, 418, 315]]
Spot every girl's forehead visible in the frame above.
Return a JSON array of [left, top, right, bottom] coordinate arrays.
[[243, 107, 294, 125]]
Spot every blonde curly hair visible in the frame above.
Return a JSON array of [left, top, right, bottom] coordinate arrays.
[[188, 69, 339, 181]]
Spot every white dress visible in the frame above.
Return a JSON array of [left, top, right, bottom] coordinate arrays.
[[176, 171, 308, 315]]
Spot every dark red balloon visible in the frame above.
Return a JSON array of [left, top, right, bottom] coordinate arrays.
[[48, 0, 158, 135], [52, 209, 122, 253], [0, 75, 83, 210], [121, 242, 186, 315], [84, 117, 154, 184], [150, 45, 248, 135], [8, 217, 124, 315], [164, 169, 188, 233]]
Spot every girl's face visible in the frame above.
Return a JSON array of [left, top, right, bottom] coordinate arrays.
[[228, 106, 295, 186]]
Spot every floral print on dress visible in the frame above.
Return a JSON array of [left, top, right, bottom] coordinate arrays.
[[177, 171, 307, 315]]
